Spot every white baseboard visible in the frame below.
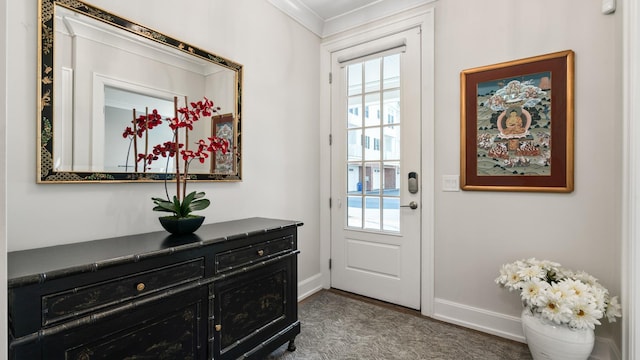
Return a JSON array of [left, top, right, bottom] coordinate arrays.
[[432, 298, 620, 360], [433, 297, 525, 343], [297, 272, 324, 301]]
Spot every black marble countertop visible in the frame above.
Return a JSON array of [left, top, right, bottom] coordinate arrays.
[[8, 217, 302, 286]]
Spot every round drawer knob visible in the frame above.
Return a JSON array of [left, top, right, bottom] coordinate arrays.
[[136, 283, 146, 292], [257, 249, 265, 256], [215, 324, 222, 332]]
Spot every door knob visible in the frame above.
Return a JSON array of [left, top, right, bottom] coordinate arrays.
[[400, 201, 418, 210]]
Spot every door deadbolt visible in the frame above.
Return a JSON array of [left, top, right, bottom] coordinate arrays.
[[408, 172, 418, 194]]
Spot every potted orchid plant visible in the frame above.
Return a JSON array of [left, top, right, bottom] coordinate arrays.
[[123, 96, 229, 234]]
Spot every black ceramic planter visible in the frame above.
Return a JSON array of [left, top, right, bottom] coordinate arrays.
[[158, 216, 205, 235]]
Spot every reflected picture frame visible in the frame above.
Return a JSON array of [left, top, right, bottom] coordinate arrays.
[[460, 50, 574, 192], [211, 113, 236, 175]]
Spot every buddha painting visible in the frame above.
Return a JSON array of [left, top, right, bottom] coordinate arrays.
[[497, 107, 531, 139], [504, 110, 525, 134]]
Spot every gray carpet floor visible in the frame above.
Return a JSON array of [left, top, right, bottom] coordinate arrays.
[[268, 290, 532, 360]]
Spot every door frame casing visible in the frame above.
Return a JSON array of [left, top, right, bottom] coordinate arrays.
[[623, 0, 640, 357], [319, 8, 435, 317]]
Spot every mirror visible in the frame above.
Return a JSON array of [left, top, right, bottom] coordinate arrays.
[[38, 0, 243, 182]]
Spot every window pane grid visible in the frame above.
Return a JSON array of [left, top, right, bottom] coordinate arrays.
[[345, 53, 401, 232]]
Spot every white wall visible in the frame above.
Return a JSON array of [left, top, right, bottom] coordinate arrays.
[[4, 0, 321, 289], [433, 0, 622, 352], [0, 0, 7, 357]]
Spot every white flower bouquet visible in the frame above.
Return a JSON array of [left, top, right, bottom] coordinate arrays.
[[495, 258, 622, 330]]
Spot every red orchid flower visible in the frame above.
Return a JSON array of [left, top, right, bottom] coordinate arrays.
[[195, 151, 209, 163], [181, 150, 195, 161], [123, 127, 134, 138], [168, 116, 180, 130], [124, 97, 233, 203]]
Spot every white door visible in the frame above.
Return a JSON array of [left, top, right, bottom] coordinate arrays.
[[330, 28, 422, 310]]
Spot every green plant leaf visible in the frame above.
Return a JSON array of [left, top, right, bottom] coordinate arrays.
[[180, 191, 196, 217], [151, 191, 209, 218], [152, 197, 177, 213], [172, 195, 183, 216], [190, 198, 210, 211], [192, 191, 206, 199]]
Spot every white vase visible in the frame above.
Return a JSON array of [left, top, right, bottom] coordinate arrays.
[[521, 309, 595, 360]]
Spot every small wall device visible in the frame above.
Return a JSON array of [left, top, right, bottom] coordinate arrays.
[[602, 0, 615, 14]]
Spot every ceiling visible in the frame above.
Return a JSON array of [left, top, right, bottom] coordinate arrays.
[[267, 0, 434, 38], [300, 0, 384, 20]]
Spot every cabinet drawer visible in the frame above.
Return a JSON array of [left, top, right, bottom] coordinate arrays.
[[41, 258, 204, 326], [215, 236, 293, 274]]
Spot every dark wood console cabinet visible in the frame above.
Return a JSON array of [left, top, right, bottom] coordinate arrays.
[[7, 217, 302, 360]]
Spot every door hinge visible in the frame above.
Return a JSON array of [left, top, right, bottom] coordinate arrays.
[[329, 258, 332, 269], [329, 197, 332, 208], [329, 72, 332, 84], [329, 134, 332, 145]]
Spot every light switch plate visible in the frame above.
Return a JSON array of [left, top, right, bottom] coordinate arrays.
[[442, 175, 460, 192], [602, 0, 615, 14]]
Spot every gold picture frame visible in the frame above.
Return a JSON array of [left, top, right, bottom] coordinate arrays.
[[460, 50, 574, 192]]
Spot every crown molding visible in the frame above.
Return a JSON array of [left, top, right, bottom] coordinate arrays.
[[266, 0, 325, 37], [267, 0, 435, 38], [322, 0, 435, 37]]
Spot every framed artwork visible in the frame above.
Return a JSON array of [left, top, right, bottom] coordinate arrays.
[[460, 50, 574, 192], [211, 113, 236, 175]]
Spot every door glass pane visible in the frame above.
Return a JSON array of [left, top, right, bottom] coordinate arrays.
[[383, 197, 399, 231], [347, 164, 362, 194], [364, 92, 380, 127], [348, 96, 362, 128], [382, 125, 400, 161], [364, 127, 380, 161], [348, 63, 363, 96], [382, 162, 400, 231], [364, 58, 381, 93], [347, 196, 362, 228], [344, 53, 402, 233], [383, 54, 400, 89], [364, 162, 380, 195], [364, 197, 381, 230], [383, 89, 400, 125], [347, 129, 362, 161], [382, 161, 400, 194]]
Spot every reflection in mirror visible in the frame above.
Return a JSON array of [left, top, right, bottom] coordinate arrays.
[[38, 0, 242, 182], [103, 88, 175, 173]]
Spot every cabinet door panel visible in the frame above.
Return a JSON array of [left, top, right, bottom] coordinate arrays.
[[42, 287, 207, 360], [213, 260, 295, 360]]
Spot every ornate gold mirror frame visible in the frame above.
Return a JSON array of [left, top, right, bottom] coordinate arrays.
[[38, 0, 243, 183]]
